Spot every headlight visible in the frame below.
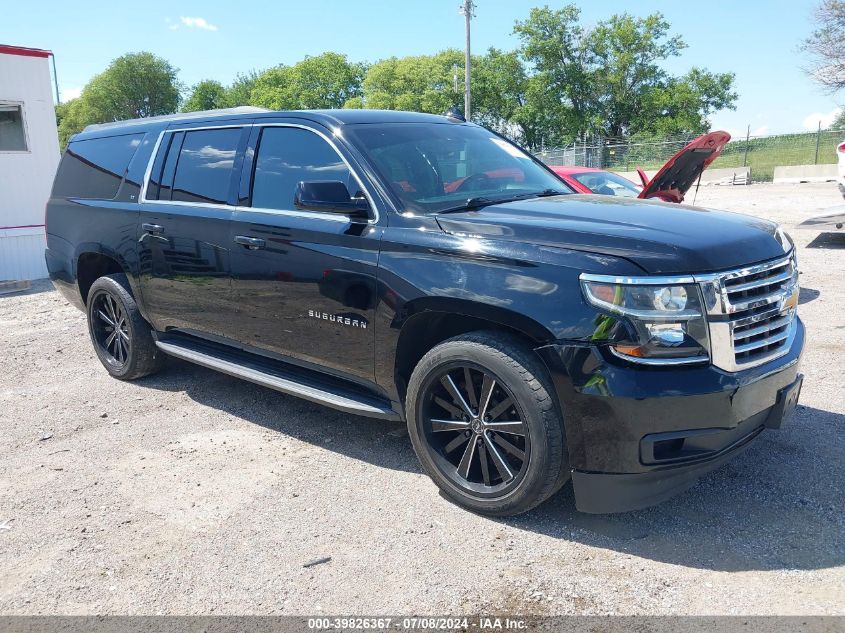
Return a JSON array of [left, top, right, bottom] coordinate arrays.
[[581, 276, 710, 364]]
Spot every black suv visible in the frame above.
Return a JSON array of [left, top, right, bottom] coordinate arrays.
[[45, 108, 804, 516]]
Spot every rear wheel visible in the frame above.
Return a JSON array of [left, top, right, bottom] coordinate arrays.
[[86, 273, 164, 380], [406, 331, 568, 516]]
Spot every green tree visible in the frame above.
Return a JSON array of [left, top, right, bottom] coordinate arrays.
[[183, 79, 229, 112], [357, 50, 464, 113], [472, 48, 556, 148], [226, 70, 260, 106], [634, 68, 738, 138], [513, 5, 594, 144], [56, 52, 181, 147], [514, 5, 737, 145], [802, 0, 845, 92], [834, 109, 845, 129], [250, 53, 365, 110], [56, 98, 96, 148], [464, 49, 523, 129], [83, 52, 181, 120]]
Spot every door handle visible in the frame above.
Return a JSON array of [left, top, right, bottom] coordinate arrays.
[[142, 223, 164, 235], [234, 235, 266, 250]]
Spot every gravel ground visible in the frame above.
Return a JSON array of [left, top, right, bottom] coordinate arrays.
[[0, 183, 843, 616]]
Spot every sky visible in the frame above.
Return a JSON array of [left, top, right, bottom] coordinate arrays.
[[2, 0, 843, 138]]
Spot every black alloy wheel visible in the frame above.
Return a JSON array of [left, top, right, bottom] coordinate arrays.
[[91, 291, 130, 365], [420, 363, 530, 496], [85, 273, 164, 380], [406, 331, 568, 516]]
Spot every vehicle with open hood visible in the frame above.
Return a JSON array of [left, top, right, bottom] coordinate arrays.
[[551, 131, 731, 204]]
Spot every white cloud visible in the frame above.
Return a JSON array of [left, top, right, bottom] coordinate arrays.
[[178, 16, 218, 31], [802, 107, 843, 131], [60, 87, 82, 102]]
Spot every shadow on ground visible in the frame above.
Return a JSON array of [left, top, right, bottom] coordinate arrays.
[[799, 287, 821, 304], [134, 359, 844, 574], [807, 232, 845, 249]]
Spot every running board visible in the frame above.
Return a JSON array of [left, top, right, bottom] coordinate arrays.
[[155, 336, 400, 420]]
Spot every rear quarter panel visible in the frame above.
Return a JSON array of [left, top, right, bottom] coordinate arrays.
[[45, 130, 160, 310]]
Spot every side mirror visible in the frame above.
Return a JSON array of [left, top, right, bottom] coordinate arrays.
[[294, 181, 370, 218]]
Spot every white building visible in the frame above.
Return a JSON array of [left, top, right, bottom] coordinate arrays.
[[0, 44, 60, 282]]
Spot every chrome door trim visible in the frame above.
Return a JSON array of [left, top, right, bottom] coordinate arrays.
[[139, 121, 381, 225]]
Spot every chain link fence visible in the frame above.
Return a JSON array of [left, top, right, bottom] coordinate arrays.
[[536, 127, 845, 182]]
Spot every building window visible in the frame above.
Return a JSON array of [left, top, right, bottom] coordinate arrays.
[[0, 104, 28, 152]]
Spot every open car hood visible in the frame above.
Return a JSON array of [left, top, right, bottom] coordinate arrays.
[[638, 131, 731, 203]]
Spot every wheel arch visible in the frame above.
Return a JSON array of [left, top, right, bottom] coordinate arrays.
[[75, 246, 136, 306], [392, 297, 556, 405]]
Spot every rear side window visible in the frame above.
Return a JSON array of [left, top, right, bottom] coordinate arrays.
[[52, 133, 144, 199], [251, 127, 353, 211], [170, 128, 242, 204]]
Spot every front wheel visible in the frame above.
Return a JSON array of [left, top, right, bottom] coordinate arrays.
[[86, 273, 164, 380], [406, 331, 568, 516]]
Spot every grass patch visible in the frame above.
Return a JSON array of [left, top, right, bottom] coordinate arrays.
[[601, 129, 844, 182]]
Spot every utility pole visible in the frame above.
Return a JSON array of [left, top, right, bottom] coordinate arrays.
[[460, 0, 475, 120]]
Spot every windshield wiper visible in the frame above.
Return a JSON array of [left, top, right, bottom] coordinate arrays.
[[534, 188, 568, 197], [437, 189, 568, 215]]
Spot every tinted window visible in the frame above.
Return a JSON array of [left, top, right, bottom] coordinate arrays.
[[0, 103, 27, 151], [152, 132, 184, 201], [52, 133, 144, 199], [171, 128, 242, 204], [345, 123, 569, 214], [251, 127, 353, 211]]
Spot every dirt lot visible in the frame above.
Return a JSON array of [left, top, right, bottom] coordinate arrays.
[[1, 183, 843, 616]]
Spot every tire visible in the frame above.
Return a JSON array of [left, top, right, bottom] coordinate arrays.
[[86, 273, 164, 380], [406, 331, 568, 516]]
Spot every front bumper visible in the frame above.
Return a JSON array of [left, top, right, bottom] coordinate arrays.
[[538, 316, 805, 513]]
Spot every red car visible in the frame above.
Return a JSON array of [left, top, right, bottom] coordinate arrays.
[[551, 131, 731, 204], [552, 166, 642, 198]]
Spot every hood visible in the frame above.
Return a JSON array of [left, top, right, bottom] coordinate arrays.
[[435, 195, 789, 275], [638, 131, 731, 203]]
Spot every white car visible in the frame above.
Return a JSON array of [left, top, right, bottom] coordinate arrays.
[[799, 139, 845, 232], [839, 139, 845, 199]]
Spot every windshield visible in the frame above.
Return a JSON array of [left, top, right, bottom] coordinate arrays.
[[571, 171, 641, 198], [345, 123, 570, 214]]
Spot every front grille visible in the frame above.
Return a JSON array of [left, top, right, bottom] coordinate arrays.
[[723, 258, 792, 305], [703, 253, 799, 371], [732, 307, 792, 364]]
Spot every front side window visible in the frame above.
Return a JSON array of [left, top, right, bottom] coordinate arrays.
[[0, 103, 28, 151], [251, 127, 353, 211], [170, 128, 242, 204], [345, 123, 570, 214]]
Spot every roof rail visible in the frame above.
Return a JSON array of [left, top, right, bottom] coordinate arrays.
[[82, 106, 270, 132]]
